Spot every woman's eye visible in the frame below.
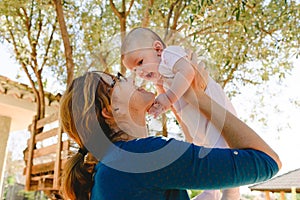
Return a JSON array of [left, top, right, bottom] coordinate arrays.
[[138, 59, 143, 65]]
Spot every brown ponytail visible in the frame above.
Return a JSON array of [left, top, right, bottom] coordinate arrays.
[[61, 153, 94, 200]]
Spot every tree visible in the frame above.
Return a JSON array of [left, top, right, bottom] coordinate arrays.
[[132, 0, 299, 93], [85, 0, 299, 94], [1, 0, 298, 132], [0, 0, 60, 120]]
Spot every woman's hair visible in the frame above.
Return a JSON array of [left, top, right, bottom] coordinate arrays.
[[59, 72, 125, 199]]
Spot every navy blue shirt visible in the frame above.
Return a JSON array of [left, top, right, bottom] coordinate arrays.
[[91, 137, 278, 200]]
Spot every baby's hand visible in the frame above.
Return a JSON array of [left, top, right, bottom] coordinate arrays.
[[148, 93, 172, 118], [148, 103, 164, 118]]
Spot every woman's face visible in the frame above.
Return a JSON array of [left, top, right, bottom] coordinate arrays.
[[112, 77, 155, 116], [110, 76, 155, 138]]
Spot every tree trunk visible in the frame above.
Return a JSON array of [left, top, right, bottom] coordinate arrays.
[[120, 17, 126, 74], [162, 113, 168, 137], [141, 0, 154, 28], [109, 0, 134, 74], [53, 0, 74, 87]]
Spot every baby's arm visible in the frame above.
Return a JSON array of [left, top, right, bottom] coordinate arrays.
[[165, 58, 195, 104], [154, 79, 193, 142], [149, 58, 195, 117]]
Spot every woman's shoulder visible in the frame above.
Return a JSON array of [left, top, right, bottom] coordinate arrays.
[[114, 136, 191, 154], [116, 136, 177, 152]]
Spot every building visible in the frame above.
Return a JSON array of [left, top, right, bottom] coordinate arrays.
[[249, 168, 300, 200], [0, 75, 60, 198]]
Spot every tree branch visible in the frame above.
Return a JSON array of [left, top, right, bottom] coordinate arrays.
[[41, 21, 56, 70], [53, 0, 74, 86], [35, 9, 43, 46], [109, 0, 122, 19], [164, 0, 180, 39], [176, 18, 234, 43], [7, 17, 41, 118], [125, 0, 135, 17], [171, 0, 186, 30], [222, 62, 239, 88], [141, 0, 154, 27]]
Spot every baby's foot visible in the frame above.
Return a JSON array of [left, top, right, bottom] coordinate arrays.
[[221, 187, 240, 200], [191, 190, 221, 200]]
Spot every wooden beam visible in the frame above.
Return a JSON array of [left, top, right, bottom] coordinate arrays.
[[27, 158, 67, 176], [292, 187, 297, 200], [24, 140, 70, 160], [25, 116, 37, 191], [35, 127, 60, 142], [28, 112, 58, 130], [0, 115, 11, 199], [53, 126, 63, 189], [280, 191, 285, 200], [265, 191, 270, 200]]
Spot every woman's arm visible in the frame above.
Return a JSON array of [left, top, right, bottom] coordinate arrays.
[[194, 89, 282, 169], [185, 51, 281, 169], [127, 137, 279, 190]]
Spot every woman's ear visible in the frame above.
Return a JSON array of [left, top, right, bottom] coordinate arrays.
[[153, 40, 163, 56], [101, 108, 113, 119]]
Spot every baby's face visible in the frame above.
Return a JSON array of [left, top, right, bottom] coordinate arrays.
[[123, 47, 161, 83]]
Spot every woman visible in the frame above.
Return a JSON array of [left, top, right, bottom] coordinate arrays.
[[59, 71, 281, 200]]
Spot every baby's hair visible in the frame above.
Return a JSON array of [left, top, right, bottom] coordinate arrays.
[[121, 27, 166, 58]]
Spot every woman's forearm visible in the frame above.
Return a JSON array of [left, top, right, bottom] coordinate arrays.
[[197, 91, 282, 169]]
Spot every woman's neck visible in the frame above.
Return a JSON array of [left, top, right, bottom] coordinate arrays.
[[117, 109, 148, 140]]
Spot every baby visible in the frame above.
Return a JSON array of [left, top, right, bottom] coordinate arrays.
[[121, 27, 240, 200]]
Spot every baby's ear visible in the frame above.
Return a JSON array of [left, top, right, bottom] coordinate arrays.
[[153, 40, 163, 56]]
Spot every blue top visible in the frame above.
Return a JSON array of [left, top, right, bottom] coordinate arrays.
[[91, 136, 278, 200]]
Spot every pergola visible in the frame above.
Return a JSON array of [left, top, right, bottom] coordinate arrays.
[[0, 75, 60, 198], [249, 168, 300, 200]]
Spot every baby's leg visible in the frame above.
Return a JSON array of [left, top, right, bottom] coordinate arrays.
[[191, 190, 221, 200], [178, 105, 222, 200], [204, 77, 240, 200], [221, 188, 241, 200], [176, 78, 240, 200]]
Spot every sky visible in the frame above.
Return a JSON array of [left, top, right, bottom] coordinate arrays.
[[0, 43, 300, 195], [231, 62, 300, 173]]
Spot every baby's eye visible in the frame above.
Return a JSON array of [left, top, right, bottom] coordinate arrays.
[[137, 59, 143, 65]]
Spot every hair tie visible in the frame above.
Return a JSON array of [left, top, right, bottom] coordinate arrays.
[[78, 147, 88, 156]]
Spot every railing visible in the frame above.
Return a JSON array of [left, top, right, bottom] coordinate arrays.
[[23, 112, 75, 198]]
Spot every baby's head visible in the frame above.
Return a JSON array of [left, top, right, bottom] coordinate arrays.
[[121, 27, 166, 56], [121, 27, 167, 82]]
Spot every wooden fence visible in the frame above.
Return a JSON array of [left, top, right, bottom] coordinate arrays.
[[23, 112, 75, 198]]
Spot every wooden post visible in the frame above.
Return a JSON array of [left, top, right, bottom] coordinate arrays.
[[280, 191, 285, 200], [53, 125, 63, 189], [291, 187, 296, 200], [0, 115, 11, 199], [265, 191, 270, 200], [25, 115, 38, 190]]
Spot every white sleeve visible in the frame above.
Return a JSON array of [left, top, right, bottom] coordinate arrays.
[[159, 46, 187, 78]]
